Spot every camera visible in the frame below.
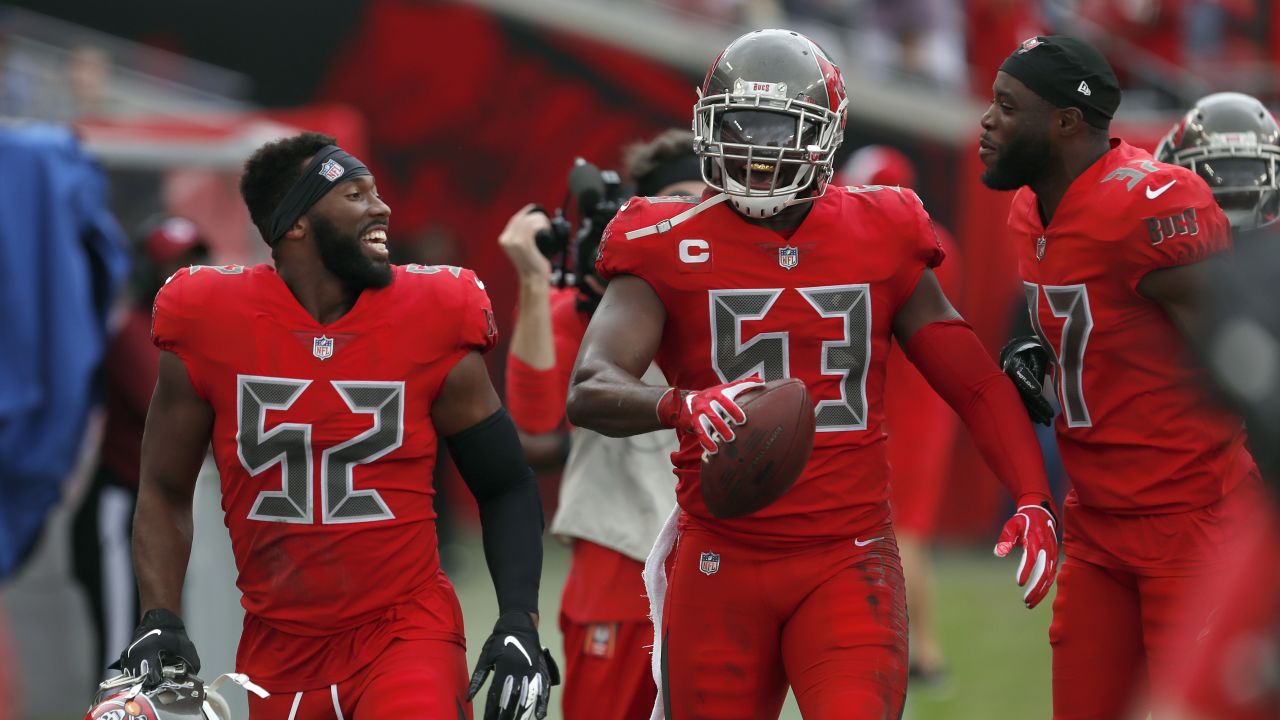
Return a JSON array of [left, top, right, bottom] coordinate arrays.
[[534, 158, 633, 311]]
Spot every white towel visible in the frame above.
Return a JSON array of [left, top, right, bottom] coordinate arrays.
[[642, 506, 682, 720]]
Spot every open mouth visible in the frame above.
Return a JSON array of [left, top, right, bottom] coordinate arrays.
[[361, 226, 389, 259], [729, 160, 780, 190]]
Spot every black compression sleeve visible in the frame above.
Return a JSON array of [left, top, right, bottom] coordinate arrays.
[[445, 408, 543, 615]]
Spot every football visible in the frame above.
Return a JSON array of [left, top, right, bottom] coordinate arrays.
[[699, 377, 815, 519]]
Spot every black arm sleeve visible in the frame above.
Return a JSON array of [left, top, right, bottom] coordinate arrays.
[[445, 408, 544, 615]]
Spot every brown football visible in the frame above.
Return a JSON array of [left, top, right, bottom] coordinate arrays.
[[699, 378, 815, 519]]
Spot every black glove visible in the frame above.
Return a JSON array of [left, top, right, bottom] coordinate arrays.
[[467, 612, 560, 720], [999, 336, 1056, 426], [115, 608, 201, 688]]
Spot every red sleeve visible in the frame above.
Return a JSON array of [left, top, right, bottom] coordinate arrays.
[[903, 319, 1055, 511], [453, 268, 498, 354], [889, 188, 946, 313], [1123, 169, 1233, 290], [595, 196, 670, 285], [150, 266, 209, 400], [151, 268, 190, 354], [901, 188, 946, 270], [506, 289, 584, 433]]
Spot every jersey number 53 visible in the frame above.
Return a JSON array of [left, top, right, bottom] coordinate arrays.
[[710, 284, 870, 432]]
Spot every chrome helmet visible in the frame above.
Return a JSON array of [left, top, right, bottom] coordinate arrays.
[[85, 667, 231, 720], [1156, 92, 1280, 231], [694, 29, 849, 218]]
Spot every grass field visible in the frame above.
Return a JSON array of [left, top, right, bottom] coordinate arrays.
[[449, 536, 1054, 720]]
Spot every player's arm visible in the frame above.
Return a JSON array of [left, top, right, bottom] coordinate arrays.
[[499, 205, 573, 470], [124, 350, 210, 683], [565, 274, 670, 436], [433, 352, 558, 719], [1137, 257, 1222, 343], [502, 205, 556, 372], [893, 270, 1059, 609], [567, 274, 765, 454]]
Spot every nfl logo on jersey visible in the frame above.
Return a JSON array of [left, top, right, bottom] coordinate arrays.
[[778, 246, 799, 270], [312, 335, 334, 360], [699, 551, 721, 576], [318, 158, 345, 182]]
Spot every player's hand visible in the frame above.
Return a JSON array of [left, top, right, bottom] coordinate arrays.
[[999, 336, 1055, 425], [498, 204, 552, 282], [114, 608, 201, 688], [656, 376, 766, 457], [468, 612, 560, 720], [994, 502, 1059, 609]]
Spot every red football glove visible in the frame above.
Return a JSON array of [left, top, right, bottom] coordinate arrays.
[[656, 376, 766, 457], [994, 502, 1059, 609]]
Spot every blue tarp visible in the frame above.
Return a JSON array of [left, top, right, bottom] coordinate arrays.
[[0, 123, 128, 580]]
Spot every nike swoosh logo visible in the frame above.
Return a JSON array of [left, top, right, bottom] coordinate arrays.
[[853, 536, 885, 547], [127, 629, 161, 655], [503, 636, 533, 665], [1146, 180, 1176, 199]]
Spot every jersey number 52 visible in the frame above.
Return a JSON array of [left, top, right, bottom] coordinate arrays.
[[236, 375, 403, 524]]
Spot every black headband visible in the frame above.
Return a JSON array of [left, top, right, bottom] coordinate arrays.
[[999, 35, 1121, 129], [635, 153, 702, 197], [265, 145, 371, 244]]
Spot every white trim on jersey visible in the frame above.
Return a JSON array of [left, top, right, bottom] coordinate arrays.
[[624, 193, 731, 240], [286, 692, 303, 720]]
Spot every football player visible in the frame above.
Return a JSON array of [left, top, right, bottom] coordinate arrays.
[[1150, 91, 1280, 720], [499, 130, 701, 720], [981, 37, 1266, 719], [119, 133, 557, 719], [566, 29, 1059, 718]]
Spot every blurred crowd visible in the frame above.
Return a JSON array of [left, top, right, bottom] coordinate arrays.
[[3, 1, 1278, 127], [678, 0, 1276, 101]]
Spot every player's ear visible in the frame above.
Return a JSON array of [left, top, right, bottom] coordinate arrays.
[[1057, 107, 1086, 137], [284, 215, 309, 242]]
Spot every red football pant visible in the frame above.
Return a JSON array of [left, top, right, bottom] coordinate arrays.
[[661, 523, 907, 720], [1049, 482, 1266, 720], [246, 637, 471, 719], [559, 617, 657, 720]]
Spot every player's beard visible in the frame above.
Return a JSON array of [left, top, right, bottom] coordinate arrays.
[[981, 131, 1052, 191], [311, 213, 392, 293]]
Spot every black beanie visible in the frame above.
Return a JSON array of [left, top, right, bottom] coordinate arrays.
[[999, 35, 1121, 129]]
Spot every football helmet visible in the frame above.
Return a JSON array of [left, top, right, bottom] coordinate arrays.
[[694, 29, 848, 218], [85, 667, 231, 720], [1156, 92, 1280, 231]]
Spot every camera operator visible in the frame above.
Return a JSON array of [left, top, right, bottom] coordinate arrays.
[[498, 129, 703, 720]]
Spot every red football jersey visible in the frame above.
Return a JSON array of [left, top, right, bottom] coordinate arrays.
[[1010, 139, 1256, 514], [597, 187, 943, 544], [152, 263, 496, 689]]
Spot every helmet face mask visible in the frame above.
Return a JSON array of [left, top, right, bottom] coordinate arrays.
[[694, 29, 848, 219], [1157, 92, 1280, 232], [86, 671, 230, 720]]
